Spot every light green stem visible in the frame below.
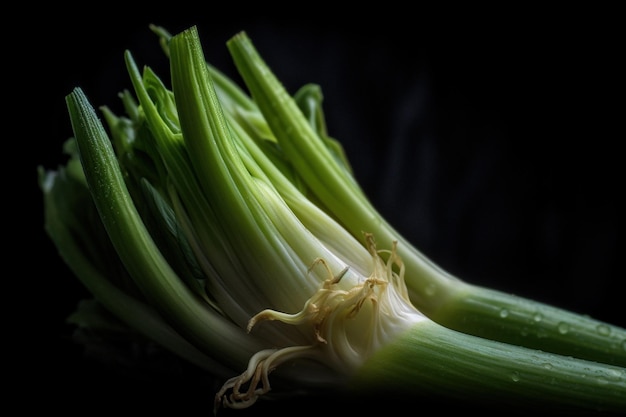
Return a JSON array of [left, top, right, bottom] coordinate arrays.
[[39, 165, 227, 374], [353, 320, 626, 413], [225, 31, 626, 367], [65, 87, 264, 371]]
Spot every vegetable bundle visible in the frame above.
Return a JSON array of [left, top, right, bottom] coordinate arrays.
[[39, 25, 626, 414]]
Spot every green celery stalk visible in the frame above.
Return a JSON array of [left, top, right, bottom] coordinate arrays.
[[39, 160, 226, 374], [64, 87, 265, 372], [352, 320, 626, 414], [151, 26, 626, 413], [41, 25, 626, 414], [225, 30, 626, 367]]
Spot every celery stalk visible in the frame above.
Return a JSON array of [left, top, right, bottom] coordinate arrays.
[[40, 24, 626, 414], [64, 87, 265, 371], [225, 31, 626, 367], [39, 161, 224, 374], [353, 320, 626, 414]]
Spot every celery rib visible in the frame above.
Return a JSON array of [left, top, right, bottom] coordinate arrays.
[[225, 31, 626, 367], [353, 320, 626, 414], [40, 172, 227, 374], [65, 87, 264, 370], [41, 25, 626, 414]]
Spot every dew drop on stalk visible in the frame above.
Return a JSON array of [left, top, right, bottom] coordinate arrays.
[[424, 283, 436, 297], [557, 322, 569, 334], [606, 368, 624, 382], [597, 324, 611, 336], [499, 309, 509, 318], [597, 376, 609, 385]]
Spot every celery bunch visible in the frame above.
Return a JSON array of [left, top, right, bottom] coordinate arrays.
[[39, 25, 626, 414]]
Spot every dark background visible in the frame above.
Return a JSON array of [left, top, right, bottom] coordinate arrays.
[[19, 6, 623, 416]]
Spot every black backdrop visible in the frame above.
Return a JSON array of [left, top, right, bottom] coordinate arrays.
[[22, 8, 623, 416]]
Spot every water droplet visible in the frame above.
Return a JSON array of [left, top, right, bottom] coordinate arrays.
[[605, 368, 625, 381], [511, 371, 520, 382], [499, 309, 509, 318], [542, 362, 553, 370], [557, 322, 569, 334], [597, 324, 611, 336], [533, 313, 543, 322], [424, 283, 436, 297], [597, 376, 609, 385]]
